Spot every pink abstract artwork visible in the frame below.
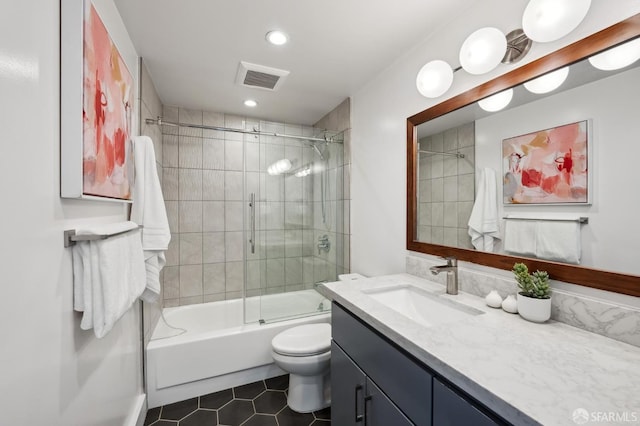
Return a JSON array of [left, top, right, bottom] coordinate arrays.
[[502, 120, 589, 204], [82, 2, 133, 199]]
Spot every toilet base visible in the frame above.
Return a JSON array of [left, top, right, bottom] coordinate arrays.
[[286, 371, 331, 413]]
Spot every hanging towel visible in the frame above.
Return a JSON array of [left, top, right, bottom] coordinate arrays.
[[72, 221, 146, 338], [503, 220, 537, 257], [536, 221, 581, 264], [130, 135, 171, 303], [468, 168, 501, 252]]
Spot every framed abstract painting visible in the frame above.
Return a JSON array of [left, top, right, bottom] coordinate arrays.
[[502, 120, 591, 205], [61, 0, 136, 201]]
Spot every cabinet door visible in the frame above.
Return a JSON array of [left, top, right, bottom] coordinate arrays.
[[366, 378, 414, 426], [433, 378, 501, 426], [332, 341, 367, 425]]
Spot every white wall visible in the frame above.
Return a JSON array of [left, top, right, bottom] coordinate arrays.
[[0, 1, 144, 424], [475, 67, 640, 275], [350, 0, 640, 277]]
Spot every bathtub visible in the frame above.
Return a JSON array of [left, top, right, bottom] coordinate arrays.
[[146, 289, 331, 408]]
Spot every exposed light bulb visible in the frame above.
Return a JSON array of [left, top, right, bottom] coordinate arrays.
[[588, 38, 640, 71], [478, 88, 514, 112], [524, 66, 569, 94], [416, 60, 454, 98]]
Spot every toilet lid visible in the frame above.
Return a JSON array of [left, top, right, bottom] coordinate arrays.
[[272, 323, 331, 356]]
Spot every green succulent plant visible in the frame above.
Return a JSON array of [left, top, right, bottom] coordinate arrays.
[[512, 263, 551, 299]]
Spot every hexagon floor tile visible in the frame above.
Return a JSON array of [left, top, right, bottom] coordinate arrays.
[[144, 375, 331, 426]]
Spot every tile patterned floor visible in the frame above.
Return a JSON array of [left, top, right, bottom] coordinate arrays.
[[144, 375, 331, 426]]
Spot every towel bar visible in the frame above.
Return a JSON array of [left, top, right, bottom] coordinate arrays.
[[64, 225, 143, 248], [502, 216, 588, 224]]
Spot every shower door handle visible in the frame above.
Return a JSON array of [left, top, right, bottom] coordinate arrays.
[[249, 193, 256, 254]]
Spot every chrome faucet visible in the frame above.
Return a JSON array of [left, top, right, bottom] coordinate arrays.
[[429, 257, 458, 295], [317, 234, 330, 255]]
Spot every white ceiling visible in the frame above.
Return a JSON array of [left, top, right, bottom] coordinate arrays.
[[114, 0, 470, 125]]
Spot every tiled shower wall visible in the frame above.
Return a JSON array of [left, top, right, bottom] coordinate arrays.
[[159, 106, 348, 307], [417, 122, 475, 249], [314, 98, 351, 278]]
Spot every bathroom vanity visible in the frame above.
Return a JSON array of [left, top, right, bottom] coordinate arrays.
[[320, 274, 640, 425]]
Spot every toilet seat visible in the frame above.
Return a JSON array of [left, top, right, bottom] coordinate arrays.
[[272, 323, 331, 356]]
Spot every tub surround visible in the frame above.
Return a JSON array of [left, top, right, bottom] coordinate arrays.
[[407, 255, 640, 347], [319, 274, 640, 425]]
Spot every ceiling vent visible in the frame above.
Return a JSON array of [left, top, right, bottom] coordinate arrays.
[[236, 61, 290, 91]]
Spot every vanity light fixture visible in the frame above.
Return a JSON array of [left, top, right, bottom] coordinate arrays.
[[266, 30, 289, 46], [478, 88, 513, 112], [416, 60, 454, 98], [522, 0, 591, 43], [588, 37, 640, 71], [267, 159, 292, 175], [523, 66, 569, 94], [244, 99, 258, 107], [459, 27, 507, 75]]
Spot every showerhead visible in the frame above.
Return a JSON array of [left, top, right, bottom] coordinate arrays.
[[311, 142, 326, 161]]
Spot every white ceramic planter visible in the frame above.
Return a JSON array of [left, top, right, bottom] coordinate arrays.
[[517, 293, 551, 322]]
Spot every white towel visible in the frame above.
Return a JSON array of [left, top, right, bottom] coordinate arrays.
[[468, 168, 501, 252], [503, 220, 537, 257], [72, 221, 146, 338], [536, 221, 581, 264], [130, 136, 171, 303]]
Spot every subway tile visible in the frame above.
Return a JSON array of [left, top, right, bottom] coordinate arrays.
[[203, 263, 226, 295], [180, 265, 203, 297], [284, 229, 303, 257], [179, 136, 203, 169], [264, 174, 284, 202], [284, 175, 302, 202], [162, 106, 179, 135], [265, 202, 284, 230], [203, 201, 225, 232], [418, 226, 431, 242], [431, 227, 444, 245], [302, 256, 315, 284], [225, 261, 244, 292], [458, 201, 474, 228], [458, 146, 475, 175], [443, 155, 458, 177], [203, 232, 225, 263], [443, 227, 458, 246], [458, 228, 474, 249], [246, 172, 259, 197], [265, 230, 285, 258], [458, 173, 475, 201], [458, 122, 475, 148], [179, 169, 203, 201], [179, 201, 203, 232], [203, 170, 225, 200], [225, 140, 244, 171], [432, 202, 444, 227], [203, 293, 226, 303], [224, 114, 245, 141], [419, 179, 431, 203], [246, 259, 264, 291], [264, 144, 285, 170], [203, 138, 225, 170], [180, 233, 203, 265], [179, 108, 203, 138], [246, 142, 260, 172], [225, 231, 244, 262], [431, 157, 444, 179], [431, 177, 444, 202], [164, 299, 179, 308], [180, 295, 203, 306], [430, 132, 444, 152]]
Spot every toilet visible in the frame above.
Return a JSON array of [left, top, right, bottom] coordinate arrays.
[[271, 273, 366, 413], [271, 323, 332, 413]]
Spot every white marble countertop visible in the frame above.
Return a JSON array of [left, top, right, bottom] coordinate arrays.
[[319, 274, 640, 426]]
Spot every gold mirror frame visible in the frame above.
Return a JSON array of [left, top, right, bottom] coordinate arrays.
[[407, 14, 640, 298]]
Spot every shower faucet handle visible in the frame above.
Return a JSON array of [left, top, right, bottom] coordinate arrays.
[[317, 234, 330, 255]]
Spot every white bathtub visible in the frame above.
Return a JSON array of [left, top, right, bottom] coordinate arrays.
[[146, 289, 331, 408]]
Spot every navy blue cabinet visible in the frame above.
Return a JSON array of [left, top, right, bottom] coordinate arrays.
[[331, 302, 508, 426]]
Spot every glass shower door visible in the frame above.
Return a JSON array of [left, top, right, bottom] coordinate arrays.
[[243, 124, 341, 324]]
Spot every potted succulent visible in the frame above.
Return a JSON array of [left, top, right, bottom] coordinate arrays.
[[512, 262, 551, 322]]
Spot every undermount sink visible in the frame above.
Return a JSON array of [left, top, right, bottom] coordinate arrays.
[[362, 284, 483, 327]]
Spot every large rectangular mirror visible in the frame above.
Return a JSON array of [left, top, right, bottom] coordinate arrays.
[[407, 14, 640, 297]]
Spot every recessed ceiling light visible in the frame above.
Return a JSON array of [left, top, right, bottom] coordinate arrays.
[[244, 99, 258, 107], [266, 30, 288, 46]]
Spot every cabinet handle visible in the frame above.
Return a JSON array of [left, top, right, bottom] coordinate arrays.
[[364, 394, 372, 426], [355, 384, 364, 422]]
